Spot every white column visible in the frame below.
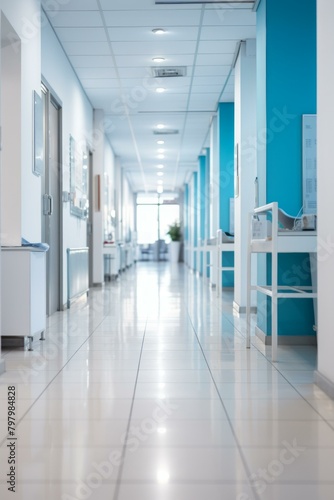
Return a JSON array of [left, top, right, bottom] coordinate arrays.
[[209, 116, 219, 286], [233, 40, 257, 313], [0, 16, 5, 375], [92, 109, 105, 285], [315, 0, 334, 396], [1, 14, 21, 246]]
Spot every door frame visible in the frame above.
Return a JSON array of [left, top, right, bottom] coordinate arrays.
[[41, 78, 64, 312]]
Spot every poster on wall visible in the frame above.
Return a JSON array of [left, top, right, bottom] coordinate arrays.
[[302, 115, 317, 214]]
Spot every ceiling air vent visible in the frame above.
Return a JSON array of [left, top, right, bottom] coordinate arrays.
[[153, 129, 179, 135], [152, 66, 187, 78]]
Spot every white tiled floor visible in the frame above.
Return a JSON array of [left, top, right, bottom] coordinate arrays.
[[1, 262, 334, 500]]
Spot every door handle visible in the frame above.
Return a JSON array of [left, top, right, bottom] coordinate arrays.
[[49, 195, 53, 215], [43, 194, 53, 215]]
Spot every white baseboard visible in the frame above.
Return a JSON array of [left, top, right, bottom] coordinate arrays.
[[255, 326, 317, 345], [233, 301, 257, 315], [314, 371, 334, 400]]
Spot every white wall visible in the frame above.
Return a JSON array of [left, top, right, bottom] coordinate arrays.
[[41, 15, 93, 297], [209, 118, 219, 286], [316, 0, 334, 389], [122, 172, 135, 243], [1, 0, 41, 243], [233, 40, 257, 312], [92, 109, 105, 285], [209, 116, 219, 238]]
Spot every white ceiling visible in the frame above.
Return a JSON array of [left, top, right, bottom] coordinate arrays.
[[42, 0, 256, 194]]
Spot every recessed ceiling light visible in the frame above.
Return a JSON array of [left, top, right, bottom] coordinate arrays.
[[152, 28, 165, 35], [157, 140, 165, 145], [157, 154, 165, 159], [157, 172, 164, 176], [157, 164, 164, 169], [152, 57, 165, 63], [157, 124, 164, 129], [157, 148, 164, 153], [156, 88, 166, 93]]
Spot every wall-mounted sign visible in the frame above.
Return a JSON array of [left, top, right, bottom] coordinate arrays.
[[302, 115, 317, 214]]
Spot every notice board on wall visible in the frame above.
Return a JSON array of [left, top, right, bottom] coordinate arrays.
[[302, 114, 317, 214]]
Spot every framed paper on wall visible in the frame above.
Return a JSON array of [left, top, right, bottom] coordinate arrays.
[[69, 135, 89, 219]]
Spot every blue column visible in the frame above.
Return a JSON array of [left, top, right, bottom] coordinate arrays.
[[218, 103, 234, 287], [205, 148, 211, 278], [256, 0, 316, 340], [183, 183, 189, 265], [193, 172, 198, 272], [198, 155, 206, 276]]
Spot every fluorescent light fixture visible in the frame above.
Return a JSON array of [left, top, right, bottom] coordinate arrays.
[[156, 87, 166, 93], [153, 57, 165, 63], [157, 124, 165, 129], [152, 28, 165, 34]]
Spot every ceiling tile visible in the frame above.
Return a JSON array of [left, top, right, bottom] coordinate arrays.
[[42, 0, 99, 10], [102, 10, 202, 27], [196, 53, 234, 66], [107, 27, 198, 42], [201, 25, 256, 40], [76, 67, 117, 79], [111, 41, 197, 56], [100, 0, 202, 10], [62, 42, 110, 56], [114, 55, 195, 68], [194, 65, 231, 77], [48, 11, 103, 28], [54, 27, 108, 42], [68, 55, 114, 68], [203, 8, 256, 26]]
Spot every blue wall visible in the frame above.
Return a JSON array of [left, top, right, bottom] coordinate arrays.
[[218, 103, 235, 287], [256, 0, 316, 337]]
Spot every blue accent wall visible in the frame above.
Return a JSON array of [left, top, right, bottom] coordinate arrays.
[[218, 103, 235, 287], [256, 0, 316, 337]]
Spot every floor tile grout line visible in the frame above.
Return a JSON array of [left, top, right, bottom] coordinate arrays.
[[112, 316, 149, 500], [0, 314, 114, 449], [187, 311, 262, 500], [239, 333, 334, 431], [202, 284, 334, 431]]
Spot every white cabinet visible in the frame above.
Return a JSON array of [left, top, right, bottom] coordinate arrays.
[[1, 247, 46, 349], [103, 244, 120, 279]]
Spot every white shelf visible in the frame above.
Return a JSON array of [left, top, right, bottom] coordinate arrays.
[[246, 202, 317, 362]]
